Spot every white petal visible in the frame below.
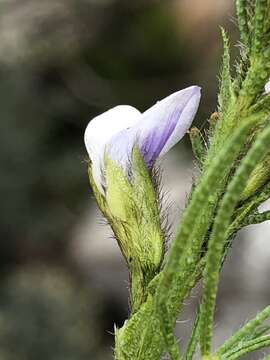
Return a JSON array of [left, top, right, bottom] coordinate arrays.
[[84, 105, 141, 192], [265, 79, 270, 94]]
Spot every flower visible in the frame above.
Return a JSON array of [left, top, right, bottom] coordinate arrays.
[[84, 85, 201, 193], [265, 79, 270, 94]]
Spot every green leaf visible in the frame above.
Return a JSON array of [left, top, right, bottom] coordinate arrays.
[[241, 155, 270, 201], [216, 304, 270, 356], [252, 0, 269, 55], [114, 297, 164, 360], [218, 28, 234, 116], [236, 0, 250, 47], [189, 127, 206, 168], [184, 311, 201, 360], [200, 124, 270, 355], [223, 335, 270, 360], [155, 115, 262, 358], [242, 209, 270, 226]]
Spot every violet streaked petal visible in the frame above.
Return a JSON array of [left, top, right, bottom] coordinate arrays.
[[84, 105, 141, 192], [108, 86, 201, 169], [159, 86, 201, 156]]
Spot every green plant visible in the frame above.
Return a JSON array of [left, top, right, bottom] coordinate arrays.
[[85, 1, 270, 358]]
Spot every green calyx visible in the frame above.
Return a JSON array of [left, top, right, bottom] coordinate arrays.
[[88, 148, 165, 312]]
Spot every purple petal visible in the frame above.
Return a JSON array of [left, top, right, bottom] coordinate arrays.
[[107, 86, 201, 170]]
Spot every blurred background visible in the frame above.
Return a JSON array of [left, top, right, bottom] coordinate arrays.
[[1, 0, 270, 359]]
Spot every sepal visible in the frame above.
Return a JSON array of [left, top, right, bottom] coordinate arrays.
[[88, 149, 165, 312]]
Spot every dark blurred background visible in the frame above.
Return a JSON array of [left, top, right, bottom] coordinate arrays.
[[1, 1, 270, 359]]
